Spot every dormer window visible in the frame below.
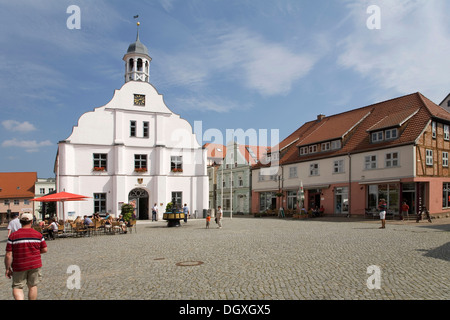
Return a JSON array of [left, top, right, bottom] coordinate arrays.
[[322, 142, 330, 151], [385, 128, 398, 140], [331, 140, 341, 150], [371, 128, 398, 143], [299, 147, 308, 156], [308, 145, 317, 154], [372, 131, 383, 143]]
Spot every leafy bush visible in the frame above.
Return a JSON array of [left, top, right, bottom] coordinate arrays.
[[121, 204, 135, 221]]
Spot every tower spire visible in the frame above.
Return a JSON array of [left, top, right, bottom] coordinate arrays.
[[136, 21, 140, 41], [123, 19, 152, 83]]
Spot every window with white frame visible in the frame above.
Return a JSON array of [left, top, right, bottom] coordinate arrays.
[[134, 154, 147, 171], [385, 152, 399, 168], [289, 167, 298, 178], [443, 152, 448, 167], [322, 142, 330, 152], [171, 192, 182, 209], [143, 121, 149, 138], [432, 121, 436, 138], [371, 131, 383, 143], [331, 140, 342, 150], [287, 191, 297, 210], [426, 149, 433, 166], [171, 156, 183, 172], [310, 163, 319, 176], [93, 153, 107, 171], [299, 147, 308, 156], [364, 155, 377, 170], [333, 160, 344, 173], [258, 171, 265, 181], [443, 182, 450, 208], [130, 120, 136, 137], [308, 145, 318, 154], [385, 128, 398, 140], [444, 125, 449, 141], [94, 193, 107, 213]]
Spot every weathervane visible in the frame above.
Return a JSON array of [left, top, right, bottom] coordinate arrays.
[[133, 14, 140, 40]]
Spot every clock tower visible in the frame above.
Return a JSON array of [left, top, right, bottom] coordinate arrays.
[[123, 22, 152, 83]]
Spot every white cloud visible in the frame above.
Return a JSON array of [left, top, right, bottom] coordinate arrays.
[[212, 28, 317, 96], [157, 27, 318, 102], [2, 138, 53, 153], [174, 94, 251, 113], [2, 120, 37, 133], [159, 0, 176, 12], [337, 0, 450, 102]]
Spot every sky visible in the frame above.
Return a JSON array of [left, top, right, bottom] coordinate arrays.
[[0, 0, 450, 178]]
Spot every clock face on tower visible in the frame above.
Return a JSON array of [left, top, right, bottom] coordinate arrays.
[[134, 94, 145, 106]]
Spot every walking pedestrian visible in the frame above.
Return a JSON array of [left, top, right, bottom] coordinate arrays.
[[378, 199, 387, 229], [401, 201, 409, 221], [152, 203, 158, 221], [217, 206, 223, 229], [4, 212, 48, 300], [7, 212, 21, 236], [417, 207, 432, 223], [206, 214, 211, 229], [183, 203, 189, 223]]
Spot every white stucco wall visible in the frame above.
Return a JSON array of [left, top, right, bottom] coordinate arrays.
[[57, 81, 208, 220]]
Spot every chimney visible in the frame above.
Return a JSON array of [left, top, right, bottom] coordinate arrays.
[[317, 114, 325, 121]]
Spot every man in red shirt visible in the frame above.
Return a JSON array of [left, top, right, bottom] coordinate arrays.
[[4, 212, 48, 300]]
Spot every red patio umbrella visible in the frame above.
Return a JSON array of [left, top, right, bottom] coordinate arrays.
[[31, 191, 90, 227]]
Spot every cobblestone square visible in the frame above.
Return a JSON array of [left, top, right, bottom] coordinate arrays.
[[1, 217, 449, 300]]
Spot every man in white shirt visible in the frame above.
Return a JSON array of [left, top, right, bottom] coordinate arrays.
[[7, 213, 21, 236], [152, 203, 158, 221]]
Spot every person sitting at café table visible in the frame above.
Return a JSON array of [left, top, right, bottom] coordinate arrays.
[[47, 218, 59, 240], [104, 215, 113, 231], [83, 215, 93, 226], [118, 215, 128, 233]]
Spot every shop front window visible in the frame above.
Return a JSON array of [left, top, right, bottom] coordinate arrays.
[[367, 184, 400, 214], [287, 191, 297, 210], [335, 187, 348, 214], [443, 183, 450, 208], [259, 192, 276, 212]]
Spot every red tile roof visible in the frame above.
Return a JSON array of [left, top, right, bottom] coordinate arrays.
[[203, 143, 226, 160], [367, 108, 419, 132], [0, 172, 37, 198], [254, 92, 450, 168], [297, 108, 371, 146], [238, 145, 269, 165]]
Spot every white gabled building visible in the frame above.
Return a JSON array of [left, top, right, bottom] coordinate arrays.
[[55, 27, 208, 220]]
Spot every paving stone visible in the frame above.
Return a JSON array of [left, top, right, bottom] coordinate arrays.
[[0, 217, 449, 300]]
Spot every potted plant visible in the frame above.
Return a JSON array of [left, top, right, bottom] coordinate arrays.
[[93, 167, 106, 171], [121, 204, 135, 222], [134, 168, 147, 173], [165, 202, 173, 213]]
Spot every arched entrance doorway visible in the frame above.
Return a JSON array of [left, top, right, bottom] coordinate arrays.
[[128, 188, 149, 220]]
